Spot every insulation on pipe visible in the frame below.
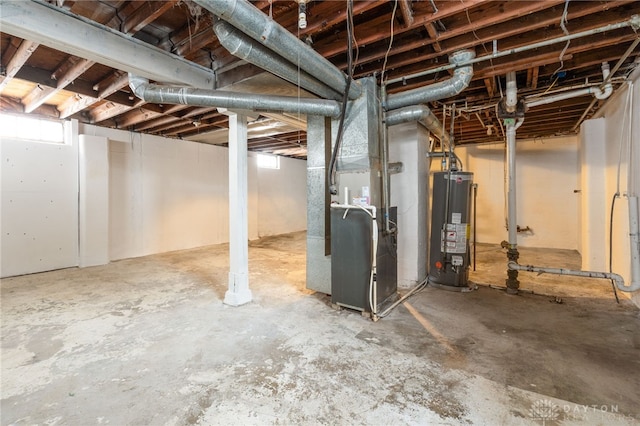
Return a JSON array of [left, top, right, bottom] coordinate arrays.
[[128, 74, 342, 118]]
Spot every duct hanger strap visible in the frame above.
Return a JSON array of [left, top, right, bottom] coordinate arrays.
[[129, 74, 341, 118]]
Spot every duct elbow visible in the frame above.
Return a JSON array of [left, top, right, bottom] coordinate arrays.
[[384, 49, 474, 111], [128, 74, 149, 100], [451, 66, 474, 95]]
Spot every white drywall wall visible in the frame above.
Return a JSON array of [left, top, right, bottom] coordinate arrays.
[[79, 135, 109, 267], [257, 155, 307, 237], [455, 136, 580, 249], [1, 121, 79, 277], [591, 69, 640, 306], [80, 124, 304, 262], [579, 118, 607, 271]]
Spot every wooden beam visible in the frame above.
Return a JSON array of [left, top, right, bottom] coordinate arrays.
[[398, 0, 414, 27], [90, 100, 144, 123], [529, 67, 539, 89], [424, 22, 442, 52], [483, 77, 495, 98], [22, 57, 94, 113], [123, 1, 178, 34], [0, 40, 39, 93], [315, 0, 487, 59]]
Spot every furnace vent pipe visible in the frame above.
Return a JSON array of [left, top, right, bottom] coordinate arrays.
[[385, 104, 452, 147], [213, 20, 343, 101], [195, 0, 362, 100], [128, 74, 341, 118], [527, 63, 613, 108], [384, 50, 475, 111]]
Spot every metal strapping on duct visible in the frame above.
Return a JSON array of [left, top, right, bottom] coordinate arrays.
[[128, 74, 341, 118], [194, 0, 362, 100], [212, 20, 343, 101]]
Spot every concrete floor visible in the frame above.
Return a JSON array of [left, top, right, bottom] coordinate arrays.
[[1, 232, 639, 425]]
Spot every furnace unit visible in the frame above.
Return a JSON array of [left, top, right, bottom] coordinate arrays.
[[330, 205, 397, 314]]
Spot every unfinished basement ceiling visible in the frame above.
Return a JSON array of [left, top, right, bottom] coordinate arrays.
[[1, 0, 639, 159]]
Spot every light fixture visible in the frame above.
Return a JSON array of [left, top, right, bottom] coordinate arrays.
[[298, 0, 307, 29]]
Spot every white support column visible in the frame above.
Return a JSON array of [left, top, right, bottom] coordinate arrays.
[[224, 113, 252, 306]]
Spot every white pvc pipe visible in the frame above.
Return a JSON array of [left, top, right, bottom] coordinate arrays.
[[527, 62, 612, 108], [508, 262, 626, 290]]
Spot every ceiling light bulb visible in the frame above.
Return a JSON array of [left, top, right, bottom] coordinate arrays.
[[298, 1, 307, 29]]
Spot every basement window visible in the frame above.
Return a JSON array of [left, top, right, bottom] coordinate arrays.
[[257, 154, 280, 169], [0, 113, 65, 144]]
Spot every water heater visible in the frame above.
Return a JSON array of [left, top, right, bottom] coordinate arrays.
[[428, 171, 474, 290]]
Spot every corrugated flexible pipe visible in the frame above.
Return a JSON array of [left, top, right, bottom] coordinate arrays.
[[194, 0, 362, 100], [212, 20, 343, 101], [128, 74, 342, 118]]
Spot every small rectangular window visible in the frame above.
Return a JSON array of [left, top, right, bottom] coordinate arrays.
[[257, 153, 280, 169], [0, 113, 65, 144]]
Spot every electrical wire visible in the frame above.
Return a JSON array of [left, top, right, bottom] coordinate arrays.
[[553, 0, 571, 77], [328, 0, 355, 194], [381, 0, 398, 84]]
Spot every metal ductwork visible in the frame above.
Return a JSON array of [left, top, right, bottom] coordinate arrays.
[[128, 74, 341, 118], [0, 0, 215, 89], [194, 0, 362, 100], [213, 20, 343, 101], [384, 50, 475, 111], [385, 105, 451, 147]]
